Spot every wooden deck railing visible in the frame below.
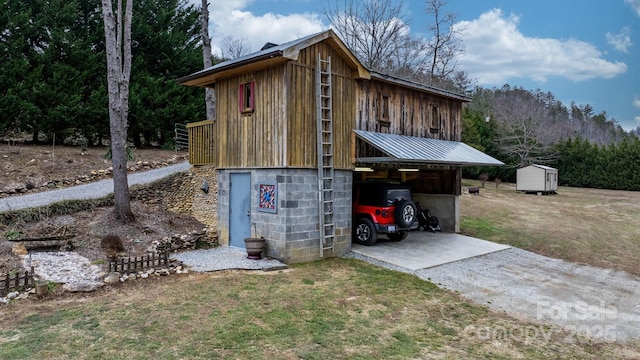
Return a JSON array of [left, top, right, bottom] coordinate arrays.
[[187, 120, 216, 165]]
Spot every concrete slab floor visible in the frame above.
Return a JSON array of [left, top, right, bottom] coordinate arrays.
[[350, 231, 510, 271]]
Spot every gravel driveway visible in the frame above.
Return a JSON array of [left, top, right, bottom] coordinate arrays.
[[0, 162, 190, 213], [349, 247, 640, 343]]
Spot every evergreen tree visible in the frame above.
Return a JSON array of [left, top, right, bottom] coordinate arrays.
[[128, 0, 205, 148]]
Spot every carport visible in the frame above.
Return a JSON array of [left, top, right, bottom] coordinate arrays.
[[353, 130, 504, 233]]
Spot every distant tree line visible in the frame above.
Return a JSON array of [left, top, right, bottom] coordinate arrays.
[[0, 0, 207, 148], [554, 137, 640, 190], [462, 86, 640, 190]]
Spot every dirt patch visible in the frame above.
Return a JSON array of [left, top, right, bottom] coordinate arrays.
[[0, 142, 185, 197], [1, 144, 203, 277]]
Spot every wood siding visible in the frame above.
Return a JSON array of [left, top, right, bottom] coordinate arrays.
[[211, 39, 358, 169], [285, 41, 357, 169], [355, 80, 462, 141], [215, 65, 287, 168], [190, 37, 465, 171]]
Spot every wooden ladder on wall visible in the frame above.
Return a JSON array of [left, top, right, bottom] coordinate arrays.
[[316, 53, 335, 257]]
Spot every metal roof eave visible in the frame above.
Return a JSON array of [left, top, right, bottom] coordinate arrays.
[[177, 51, 286, 86], [356, 157, 503, 167], [354, 130, 504, 168], [177, 29, 370, 87], [370, 71, 471, 102]]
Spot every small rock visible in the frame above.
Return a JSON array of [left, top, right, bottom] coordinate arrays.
[[7, 292, 19, 299], [64, 282, 102, 292], [12, 243, 28, 256], [104, 272, 121, 284], [16, 293, 29, 300], [156, 269, 170, 276], [140, 273, 149, 279]]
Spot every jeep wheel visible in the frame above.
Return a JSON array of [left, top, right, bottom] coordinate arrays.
[[394, 200, 417, 228], [353, 218, 377, 245], [387, 232, 408, 241]]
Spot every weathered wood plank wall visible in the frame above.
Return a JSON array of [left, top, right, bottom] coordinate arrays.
[[188, 37, 465, 171], [215, 65, 287, 168], [287, 42, 358, 169], [355, 80, 462, 141]]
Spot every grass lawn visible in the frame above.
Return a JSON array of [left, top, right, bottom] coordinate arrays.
[[1, 258, 639, 359], [460, 180, 640, 276]]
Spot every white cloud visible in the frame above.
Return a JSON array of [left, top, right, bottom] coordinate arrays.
[[213, 11, 324, 54], [187, 0, 325, 57], [606, 27, 633, 53], [626, 0, 640, 16], [634, 96, 640, 108], [454, 9, 628, 85]]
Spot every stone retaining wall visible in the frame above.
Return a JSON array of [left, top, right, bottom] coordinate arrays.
[[129, 164, 219, 245]]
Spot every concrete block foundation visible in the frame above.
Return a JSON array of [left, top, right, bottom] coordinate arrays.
[[217, 168, 352, 263]]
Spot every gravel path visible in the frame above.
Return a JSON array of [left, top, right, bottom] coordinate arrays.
[[172, 247, 288, 272], [0, 162, 190, 213], [22, 252, 105, 293], [348, 248, 640, 343]]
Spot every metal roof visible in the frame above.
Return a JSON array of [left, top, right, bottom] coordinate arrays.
[[177, 30, 370, 86], [354, 130, 504, 167], [521, 164, 557, 171]]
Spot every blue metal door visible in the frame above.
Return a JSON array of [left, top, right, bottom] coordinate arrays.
[[229, 173, 251, 248]]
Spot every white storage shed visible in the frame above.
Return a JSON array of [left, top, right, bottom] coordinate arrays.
[[516, 164, 558, 194]]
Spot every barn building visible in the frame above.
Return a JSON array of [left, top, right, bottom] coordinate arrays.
[[516, 164, 558, 194], [178, 30, 503, 263]]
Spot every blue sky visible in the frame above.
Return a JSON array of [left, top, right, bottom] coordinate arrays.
[[196, 0, 640, 131]]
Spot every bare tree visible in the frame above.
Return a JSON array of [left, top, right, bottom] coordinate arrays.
[[201, 0, 215, 120], [424, 0, 464, 79], [323, 0, 428, 73], [491, 88, 559, 167], [102, 0, 134, 222], [220, 35, 251, 59]]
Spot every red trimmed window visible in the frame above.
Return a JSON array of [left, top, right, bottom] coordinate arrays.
[[238, 82, 255, 113]]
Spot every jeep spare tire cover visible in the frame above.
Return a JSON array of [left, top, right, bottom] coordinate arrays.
[[394, 200, 416, 227]]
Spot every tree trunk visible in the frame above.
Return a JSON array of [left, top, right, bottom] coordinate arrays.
[[102, 0, 134, 222], [201, 0, 215, 120]]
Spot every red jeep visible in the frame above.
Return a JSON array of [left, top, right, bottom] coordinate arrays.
[[352, 182, 418, 245]]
